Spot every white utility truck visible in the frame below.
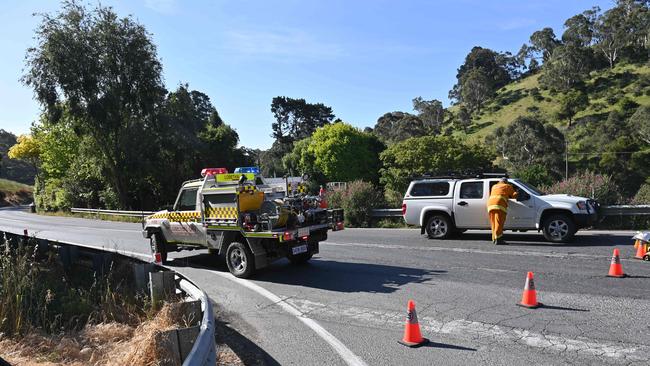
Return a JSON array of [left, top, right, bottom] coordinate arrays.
[[402, 174, 598, 243], [142, 167, 344, 278]]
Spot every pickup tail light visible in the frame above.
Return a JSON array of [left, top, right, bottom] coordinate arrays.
[[402, 203, 407, 216], [283, 231, 294, 241]]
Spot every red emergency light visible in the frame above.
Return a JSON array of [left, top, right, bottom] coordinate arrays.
[[201, 167, 228, 177]]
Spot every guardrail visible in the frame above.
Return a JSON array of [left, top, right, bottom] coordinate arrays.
[[371, 206, 650, 219], [71, 208, 155, 217], [0, 228, 216, 366]]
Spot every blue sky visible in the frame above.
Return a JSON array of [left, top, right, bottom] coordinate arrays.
[[0, 0, 612, 149]]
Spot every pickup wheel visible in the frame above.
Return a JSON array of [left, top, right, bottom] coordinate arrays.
[[226, 241, 255, 278], [150, 232, 168, 264], [542, 214, 576, 243], [425, 214, 453, 239]]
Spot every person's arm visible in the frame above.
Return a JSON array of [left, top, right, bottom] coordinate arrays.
[[509, 185, 518, 199]]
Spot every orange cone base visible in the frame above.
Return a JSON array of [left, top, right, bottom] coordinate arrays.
[[517, 302, 542, 309], [398, 337, 429, 348], [607, 273, 627, 278]]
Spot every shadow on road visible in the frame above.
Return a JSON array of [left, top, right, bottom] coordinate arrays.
[[459, 233, 631, 248], [539, 304, 589, 312], [253, 259, 445, 293], [424, 341, 477, 352], [170, 254, 444, 293]]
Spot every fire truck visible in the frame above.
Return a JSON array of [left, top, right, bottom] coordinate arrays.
[[142, 167, 344, 278]]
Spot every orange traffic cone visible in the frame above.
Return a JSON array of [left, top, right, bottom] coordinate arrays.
[[607, 248, 626, 278], [398, 300, 429, 347], [518, 272, 540, 308], [634, 240, 646, 260]]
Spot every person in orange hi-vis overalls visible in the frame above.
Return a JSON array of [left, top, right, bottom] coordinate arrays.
[[487, 177, 518, 245]]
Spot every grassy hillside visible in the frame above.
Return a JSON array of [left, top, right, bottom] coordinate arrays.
[[459, 62, 650, 141], [0, 178, 33, 206]]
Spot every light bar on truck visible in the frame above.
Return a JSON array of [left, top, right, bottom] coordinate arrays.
[[201, 167, 228, 177], [234, 167, 260, 174]]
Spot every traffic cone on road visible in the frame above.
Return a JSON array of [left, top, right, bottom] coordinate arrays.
[[398, 300, 429, 347], [518, 272, 540, 308], [153, 252, 162, 265], [634, 240, 646, 260], [607, 248, 626, 278]]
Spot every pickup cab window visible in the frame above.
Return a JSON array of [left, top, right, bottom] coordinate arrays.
[[410, 182, 450, 197], [459, 182, 483, 199], [176, 188, 198, 211]]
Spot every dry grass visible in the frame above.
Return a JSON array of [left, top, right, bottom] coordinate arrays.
[[0, 302, 187, 366]]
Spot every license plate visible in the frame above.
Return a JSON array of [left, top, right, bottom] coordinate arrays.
[[297, 227, 309, 237], [292, 244, 308, 255]]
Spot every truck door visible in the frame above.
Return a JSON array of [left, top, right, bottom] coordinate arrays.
[[169, 188, 205, 244], [453, 180, 489, 228], [487, 180, 536, 229], [508, 182, 536, 228]]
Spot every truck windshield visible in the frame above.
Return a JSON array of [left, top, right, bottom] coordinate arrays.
[[514, 180, 544, 196]]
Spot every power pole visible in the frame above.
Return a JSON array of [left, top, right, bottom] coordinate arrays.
[[565, 139, 569, 180]]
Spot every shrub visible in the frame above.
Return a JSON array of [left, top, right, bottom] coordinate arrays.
[[384, 189, 404, 208], [539, 171, 622, 205], [513, 164, 555, 187], [326, 180, 384, 227], [632, 183, 650, 204]]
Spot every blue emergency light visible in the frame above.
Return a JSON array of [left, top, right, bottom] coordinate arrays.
[[234, 167, 260, 174]]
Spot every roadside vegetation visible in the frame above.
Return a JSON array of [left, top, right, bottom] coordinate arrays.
[[0, 236, 187, 365], [4, 0, 649, 228], [0, 178, 32, 207]]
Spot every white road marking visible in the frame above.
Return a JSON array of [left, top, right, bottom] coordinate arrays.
[[323, 241, 623, 261], [210, 270, 368, 366], [287, 298, 649, 362]]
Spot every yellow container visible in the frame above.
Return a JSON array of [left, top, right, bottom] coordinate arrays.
[[238, 191, 265, 212]]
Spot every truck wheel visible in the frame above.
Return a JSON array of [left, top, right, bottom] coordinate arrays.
[[425, 214, 452, 239], [150, 232, 168, 263], [542, 214, 576, 243], [288, 252, 313, 265], [226, 242, 255, 278]]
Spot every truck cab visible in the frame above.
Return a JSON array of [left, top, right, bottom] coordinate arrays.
[[143, 167, 344, 278], [402, 175, 598, 243]]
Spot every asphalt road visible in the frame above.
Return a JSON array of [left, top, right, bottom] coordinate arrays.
[[1, 207, 649, 366]]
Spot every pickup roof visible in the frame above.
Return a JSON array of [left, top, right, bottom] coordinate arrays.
[[402, 178, 598, 243]]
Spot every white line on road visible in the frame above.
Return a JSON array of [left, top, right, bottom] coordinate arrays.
[[323, 241, 616, 260], [210, 270, 368, 366]]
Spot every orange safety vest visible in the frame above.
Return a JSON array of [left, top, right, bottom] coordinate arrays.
[[487, 182, 518, 213]]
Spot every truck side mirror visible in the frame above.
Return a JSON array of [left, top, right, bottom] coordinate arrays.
[[517, 192, 530, 201]]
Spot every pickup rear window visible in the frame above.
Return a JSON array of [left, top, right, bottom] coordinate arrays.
[[410, 182, 450, 197]]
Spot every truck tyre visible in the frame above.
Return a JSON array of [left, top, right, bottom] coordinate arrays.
[[425, 214, 453, 239], [288, 252, 313, 265], [226, 241, 255, 278], [150, 232, 168, 264], [542, 213, 576, 243]]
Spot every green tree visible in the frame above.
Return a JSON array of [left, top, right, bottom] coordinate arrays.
[[486, 116, 565, 178], [372, 112, 427, 144], [594, 5, 629, 68], [628, 105, 650, 144], [308, 123, 384, 183], [449, 46, 514, 103], [460, 69, 491, 113], [562, 9, 599, 47], [540, 45, 591, 91], [271, 96, 335, 145], [456, 105, 472, 132], [22, 1, 166, 208], [556, 90, 589, 126], [412, 97, 445, 133], [380, 135, 494, 193], [529, 27, 561, 62]]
